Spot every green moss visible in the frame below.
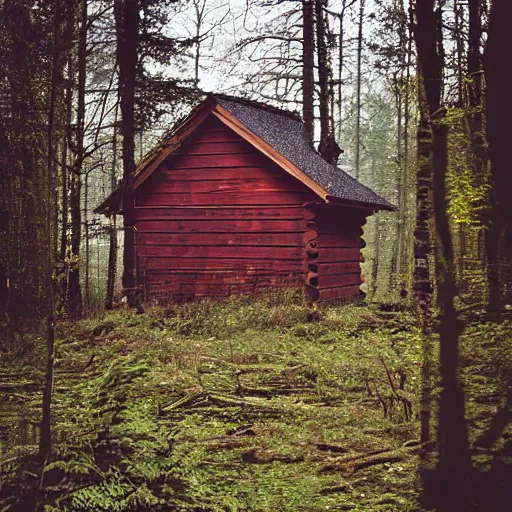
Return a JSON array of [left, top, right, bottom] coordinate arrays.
[[1, 294, 434, 511]]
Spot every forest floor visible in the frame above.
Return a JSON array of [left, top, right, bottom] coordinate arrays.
[[1, 293, 512, 511]]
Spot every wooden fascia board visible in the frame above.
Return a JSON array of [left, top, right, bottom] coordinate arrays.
[[211, 104, 328, 202], [133, 102, 214, 190]]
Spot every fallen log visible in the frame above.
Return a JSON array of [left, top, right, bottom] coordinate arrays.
[[320, 445, 420, 473]]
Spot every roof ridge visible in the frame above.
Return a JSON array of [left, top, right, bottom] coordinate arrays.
[[210, 93, 302, 121]]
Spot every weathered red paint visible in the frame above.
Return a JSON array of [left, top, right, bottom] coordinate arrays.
[[133, 114, 371, 302]]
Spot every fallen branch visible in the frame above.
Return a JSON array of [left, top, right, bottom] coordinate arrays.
[[161, 392, 205, 412], [241, 448, 304, 464], [314, 442, 348, 454], [320, 445, 420, 473]]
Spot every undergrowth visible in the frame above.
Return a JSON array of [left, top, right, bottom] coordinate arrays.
[[0, 293, 437, 511]]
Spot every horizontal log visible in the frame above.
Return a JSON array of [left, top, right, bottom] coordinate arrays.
[[316, 261, 361, 275], [135, 191, 315, 207], [168, 152, 273, 169], [306, 202, 369, 219], [146, 280, 299, 297], [316, 233, 361, 248], [315, 215, 366, 233], [141, 177, 306, 195], [317, 248, 361, 262], [317, 285, 361, 301], [158, 167, 284, 181], [135, 219, 305, 233], [135, 205, 305, 220], [143, 271, 304, 285], [183, 129, 242, 144], [176, 140, 256, 156], [139, 256, 305, 271], [148, 286, 303, 302], [136, 244, 304, 259], [318, 273, 360, 289], [136, 232, 304, 246]]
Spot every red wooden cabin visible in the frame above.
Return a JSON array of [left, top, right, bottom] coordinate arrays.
[[96, 95, 394, 303]]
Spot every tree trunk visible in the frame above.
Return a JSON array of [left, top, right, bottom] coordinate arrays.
[[84, 172, 90, 310], [463, 0, 487, 297], [454, 0, 464, 106], [394, 72, 403, 278], [115, 0, 140, 308], [105, 103, 120, 310], [484, 0, 512, 309], [68, 0, 87, 318], [315, 0, 341, 164], [336, 3, 345, 140], [68, 171, 82, 317], [412, 81, 434, 327], [59, 29, 73, 266], [395, 0, 412, 282], [302, 0, 315, 143], [414, 2, 470, 508], [412, 4, 438, 503], [355, 0, 364, 179], [433, 120, 470, 512], [193, 0, 205, 87]]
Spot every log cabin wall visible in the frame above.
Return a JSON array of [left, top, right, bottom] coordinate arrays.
[[305, 204, 369, 302], [133, 114, 318, 302]]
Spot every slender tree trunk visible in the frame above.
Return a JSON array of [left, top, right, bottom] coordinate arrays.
[[38, 5, 60, 505], [401, 8, 413, 294], [302, 0, 315, 142], [466, 0, 489, 294], [115, 0, 140, 308], [336, 3, 345, 139], [84, 172, 90, 310], [355, 0, 364, 179], [395, 0, 411, 282], [454, 0, 464, 106], [68, 0, 87, 318], [394, 71, 404, 278], [193, 0, 205, 87], [315, 0, 341, 164], [60, 49, 72, 265], [106, 103, 120, 310], [68, 171, 82, 316]]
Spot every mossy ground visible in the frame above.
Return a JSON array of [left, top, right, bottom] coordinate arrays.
[[1, 293, 511, 511]]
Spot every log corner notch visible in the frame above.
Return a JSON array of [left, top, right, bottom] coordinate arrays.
[[303, 202, 375, 303], [305, 203, 320, 301]]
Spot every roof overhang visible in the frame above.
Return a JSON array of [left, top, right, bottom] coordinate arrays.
[[95, 97, 395, 215]]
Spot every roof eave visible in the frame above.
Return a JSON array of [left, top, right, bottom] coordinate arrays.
[[94, 187, 123, 215], [326, 194, 396, 212]]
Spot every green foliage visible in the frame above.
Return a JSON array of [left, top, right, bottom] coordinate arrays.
[[2, 295, 428, 511], [445, 107, 491, 225]]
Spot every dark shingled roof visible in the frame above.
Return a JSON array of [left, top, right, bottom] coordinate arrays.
[[95, 95, 395, 214], [215, 97, 394, 210]]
